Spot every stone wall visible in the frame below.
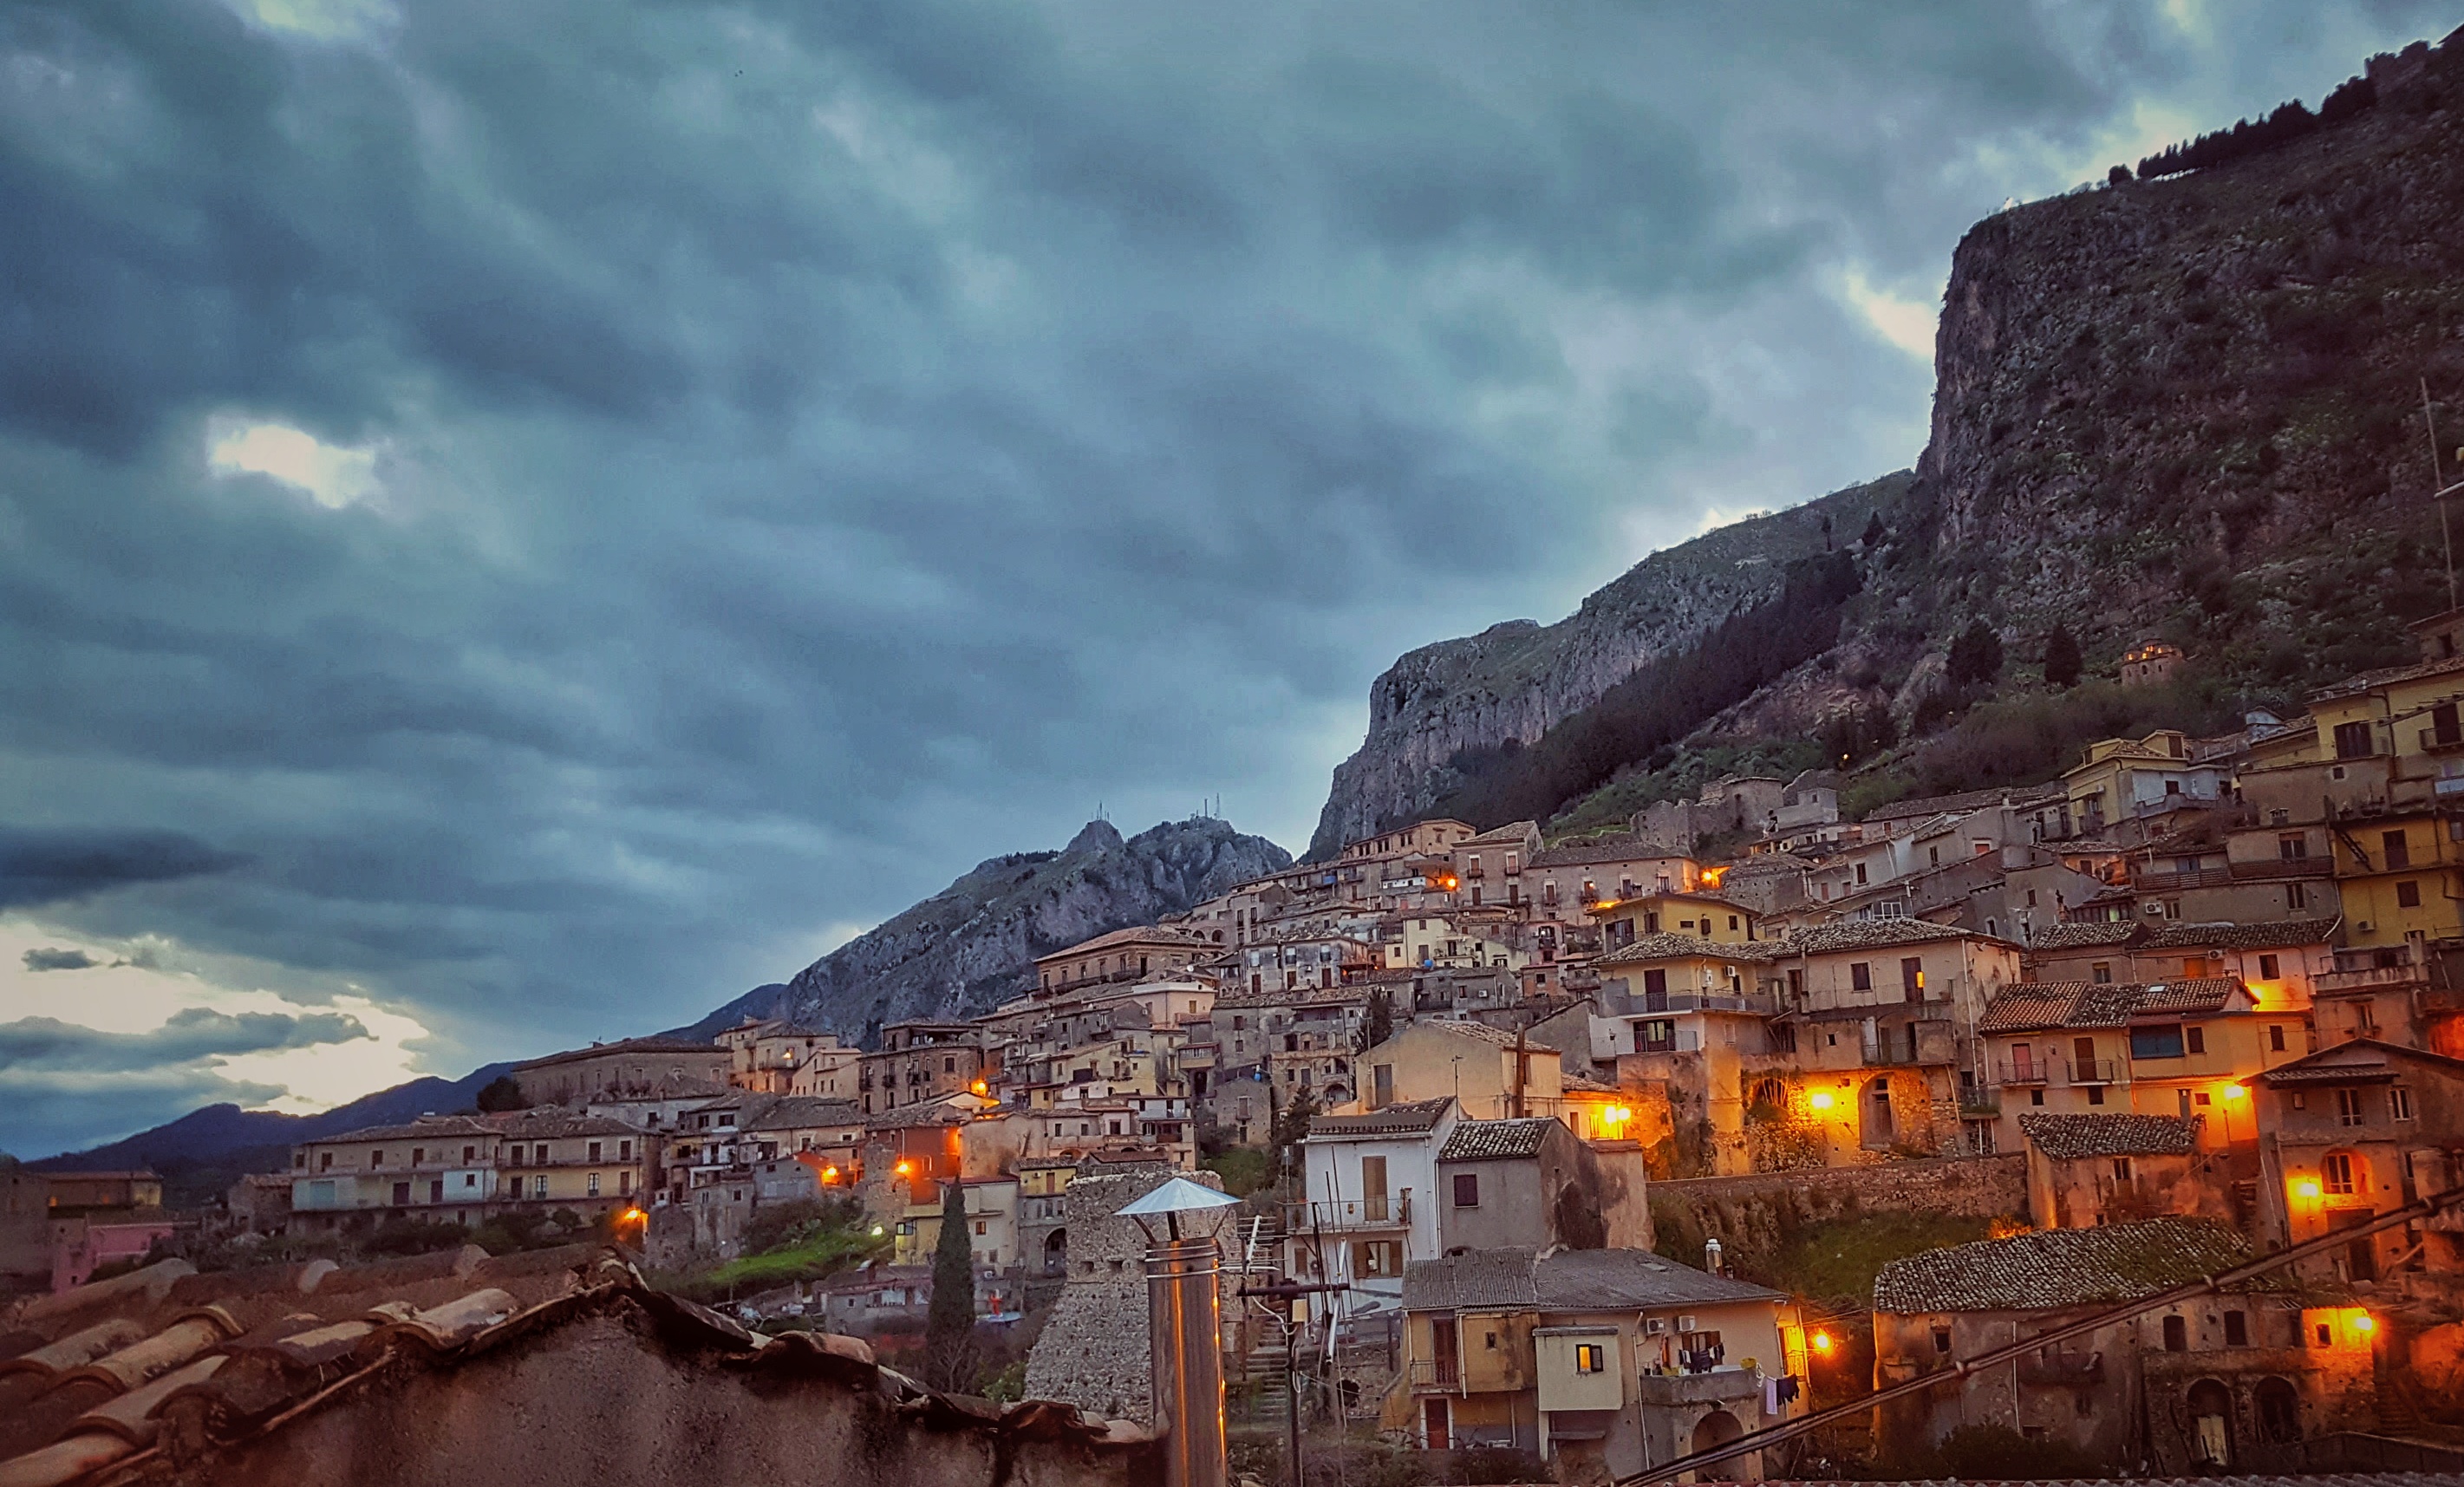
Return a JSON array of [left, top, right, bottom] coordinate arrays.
[[1651, 1153, 2027, 1266], [1022, 1166, 1235, 1425]]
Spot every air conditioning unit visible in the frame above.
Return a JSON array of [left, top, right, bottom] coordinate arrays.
[[1645, 1318, 1667, 1335], [2358, 920, 2376, 933], [1676, 1314, 1697, 1333]]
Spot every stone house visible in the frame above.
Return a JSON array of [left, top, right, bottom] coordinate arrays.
[[1031, 925, 1216, 998], [1589, 933, 1776, 1177], [1397, 1247, 1802, 1478], [1523, 839, 1706, 925], [1357, 1020, 1572, 1125], [2255, 1039, 2464, 1282], [1023, 1165, 1235, 1426], [287, 1117, 505, 1235], [1871, 1218, 2311, 1472], [1434, 1116, 1652, 1256], [1976, 977, 2290, 1159], [859, 1021, 995, 1116], [506, 1035, 731, 1107], [1290, 1098, 1460, 1321], [1450, 820, 1542, 910], [714, 1017, 849, 1095], [2017, 1112, 2224, 1229]]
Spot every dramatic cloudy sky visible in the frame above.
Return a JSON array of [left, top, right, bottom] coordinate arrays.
[[3, 0, 2450, 1156]]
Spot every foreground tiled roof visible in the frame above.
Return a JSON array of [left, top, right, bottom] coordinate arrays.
[[1437, 1117, 1556, 1161], [1978, 978, 2243, 1034], [1307, 1098, 1452, 1139], [0, 1246, 1147, 1487], [1873, 1218, 2251, 1314], [2018, 1112, 2198, 1160], [1402, 1247, 1782, 1313]]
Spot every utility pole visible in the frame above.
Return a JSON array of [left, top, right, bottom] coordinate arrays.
[[2427, 379, 2460, 613]]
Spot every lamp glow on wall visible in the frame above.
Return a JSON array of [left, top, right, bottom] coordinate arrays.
[[1808, 1091, 1835, 1112]]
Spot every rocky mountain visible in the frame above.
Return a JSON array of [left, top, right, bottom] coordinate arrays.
[[1313, 31, 2464, 847], [1307, 477, 1903, 858], [695, 817, 1289, 1042]]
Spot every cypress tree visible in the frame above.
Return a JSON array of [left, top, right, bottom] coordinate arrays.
[[925, 1179, 975, 1392], [2043, 625, 2083, 689]]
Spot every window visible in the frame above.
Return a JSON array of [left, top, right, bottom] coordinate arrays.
[[1900, 958, 1924, 1001], [2278, 833, 2309, 859], [2336, 1089, 2367, 1128], [2091, 962, 2113, 985], [1932, 1327, 1952, 1354], [2288, 883, 2311, 911], [2087, 1086, 2106, 1105], [1452, 1173, 1479, 1207], [619, 1139, 631, 1159], [391, 1180, 411, 1205], [2111, 1158, 2134, 1183], [412, 1147, 425, 1165], [1855, 863, 1868, 886], [2385, 831, 2411, 870], [1850, 962, 1872, 991], [975, 1220, 988, 1236], [2162, 1315, 2187, 1352], [1574, 1343, 1607, 1374], [2324, 1151, 2357, 1195], [2259, 954, 2281, 980], [371, 1150, 385, 1169], [586, 1172, 601, 1197], [2271, 1025, 2287, 1053], [2334, 721, 2374, 760], [533, 1175, 550, 1198], [2129, 1025, 2186, 1060], [2224, 1310, 2248, 1347], [2187, 1027, 2206, 1055], [2392, 1086, 2416, 1121], [588, 1142, 603, 1163], [2399, 881, 2422, 909]]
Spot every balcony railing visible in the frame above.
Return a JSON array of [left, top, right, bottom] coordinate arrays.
[[1285, 1194, 1411, 1231], [2071, 1058, 2122, 1086], [1995, 1060, 2051, 1087], [1408, 1358, 1459, 1391], [2317, 964, 2428, 995]]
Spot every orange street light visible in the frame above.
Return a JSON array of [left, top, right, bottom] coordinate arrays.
[[894, 1159, 915, 1177], [1808, 1091, 1835, 1112], [2220, 1083, 2247, 1101], [1811, 1330, 1835, 1355], [2294, 1178, 2323, 1201], [820, 1164, 841, 1184], [2353, 1312, 2377, 1335]]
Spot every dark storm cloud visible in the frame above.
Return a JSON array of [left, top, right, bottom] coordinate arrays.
[[0, 827, 246, 908], [0, 1007, 370, 1073], [0, 0, 2451, 1153]]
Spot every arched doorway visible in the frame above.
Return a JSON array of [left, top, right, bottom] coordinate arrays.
[[2187, 1379, 2234, 1468], [1692, 1408, 1745, 1480], [1860, 1077, 1894, 1150], [2256, 1377, 2300, 1445], [1042, 1228, 1067, 1277]]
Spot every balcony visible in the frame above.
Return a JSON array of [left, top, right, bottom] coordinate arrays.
[[2071, 1058, 2121, 1086], [2317, 963, 2428, 996], [1959, 1087, 2002, 1116], [1634, 1369, 1763, 1406], [1408, 1358, 1460, 1391], [2420, 726, 2464, 755], [1285, 1194, 1411, 1232], [1996, 1060, 2051, 1088]]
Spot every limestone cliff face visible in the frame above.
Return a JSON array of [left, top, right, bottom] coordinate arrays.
[[1306, 477, 1905, 858], [698, 818, 1289, 1043], [1313, 33, 2464, 843]]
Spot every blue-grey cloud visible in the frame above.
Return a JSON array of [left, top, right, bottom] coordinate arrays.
[[0, 828, 247, 908], [0, 0, 2452, 1153], [22, 947, 99, 971], [0, 1008, 371, 1073]]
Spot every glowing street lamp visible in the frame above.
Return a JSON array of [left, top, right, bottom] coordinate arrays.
[[1811, 1330, 1835, 1355], [1808, 1091, 1835, 1112]]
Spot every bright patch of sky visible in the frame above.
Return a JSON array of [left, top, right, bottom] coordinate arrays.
[[206, 418, 381, 509]]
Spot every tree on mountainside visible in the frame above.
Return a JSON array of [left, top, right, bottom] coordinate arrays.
[[2043, 625, 2083, 689], [1947, 621, 2004, 688], [1272, 1088, 1318, 1187], [475, 1076, 530, 1112], [1860, 511, 1887, 549], [924, 1179, 976, 1392]]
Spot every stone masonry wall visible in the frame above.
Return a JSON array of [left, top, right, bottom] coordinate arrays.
[[1022, 1166, 1234, 1425], [1650, 1154, 2027, 1268]]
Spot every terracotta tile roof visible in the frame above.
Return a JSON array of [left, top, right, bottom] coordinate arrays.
[[1036, 924, 1215, 964], [0, 1248, 1144, 1487], [1437, 1118, 1556, 1161], [512, 1036, 720, 1071], [2026, 922, 2143, 951], [1978, 978, 2244, 1034], [1770, 919, 1989, 955], [2307, 653, 2464, 703], [481, 1111, 643, 1139], [297, 1114, 499, 1145], [1861, 782, 2064, 825], [742, 1098, 865, 1132], [2141, 917, 2343, 950], [2018, 1112, 2199, 1160], [1306, 1098, 1452, 1139], [1872, 1218, 2253, 1314], [1561, 1073, 1621, 1094], [1596, 933, 1779, 968], [1457, 821, 1539, 847], [2256, 1040, 2464, 1088], [1402, 1247, 1782, 1312]]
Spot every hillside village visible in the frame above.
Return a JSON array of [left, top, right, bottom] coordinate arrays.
[[17, 607, 2464, 1483]]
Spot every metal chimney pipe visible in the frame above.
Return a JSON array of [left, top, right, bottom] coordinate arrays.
[[1145, 1232, 1227, 1487]]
